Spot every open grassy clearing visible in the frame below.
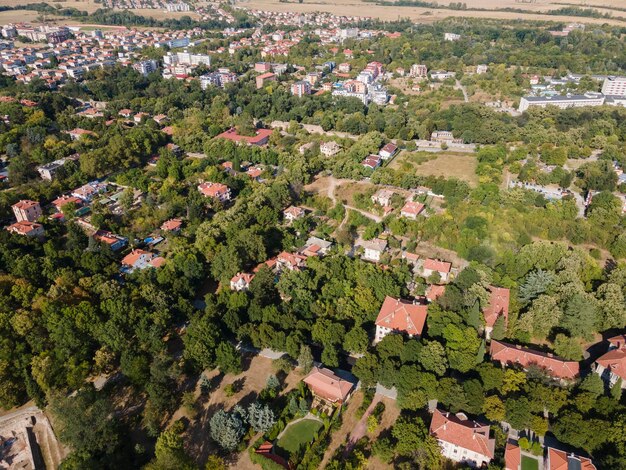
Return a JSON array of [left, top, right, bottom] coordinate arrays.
[[276, 418, 323, 455], [522, 455, 540, 470], [389, 150, 479, 186]]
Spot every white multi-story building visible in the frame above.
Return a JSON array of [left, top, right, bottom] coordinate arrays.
[[133, 60, 158, 76], [163, 50, 210, 67], [518, 92, 605, 112], [602, 76, 626, 97], [410, 64, 427, 78]]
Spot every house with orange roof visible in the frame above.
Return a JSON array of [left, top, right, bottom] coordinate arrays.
[[65, 128, 97, 141], [429, 409, 495, 467], [197, 182, 231, 202], [374, 296, 428, 343], [483, 286, 510, 339], [277, 251, 307, 272], [504, 441, 521, 470], [423, 258, 452, 282], [400, 200, 425, 220], [230, 272, 255, 291], [6, 221, 44, 237], [93, 230, 127, 251], [217, 128, 272, 146], [283, 206, 305, 223], [490, 340, 580, 380], [302, 367, 355, 408], [160, 218, 182, 234], [593, 335, 626, 389], [546, 447, 596, 470], [300, 236, 332, 257], [121, 249, 165, 273], [426, 284, 446, 303], [401, 251, 420, 267], [12, 200, 42, 223]]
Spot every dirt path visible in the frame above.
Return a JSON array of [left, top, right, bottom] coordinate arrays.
[[455, 79, 469, 103], [319, 391, 364, 467], [344, 395, 382, 455]]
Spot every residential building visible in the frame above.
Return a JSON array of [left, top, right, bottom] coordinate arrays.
[[400, 201, 425, 220], [283, 206, 305, 223], [546, 447, 596, 470], [504, 441, 521, 470], [300, 236, 332, 257], [12, 200, 42, 223], [361, 238, 387, 262], [254, 62, 272, 73], [431, 130, 463, 144], [410, 64, 427, 78], [36, 155, 77, 180], [423, 258, 452, 282], [303, 367, 355, 407], [402, 251, 420, 267], [362, 154, 382, 170], [430, 409, 495, 467], [230, 272, 255, 291], [217, 128, 272, 146], [518, 93, 605, 112], [133, 59, 158, 76], [444, 32, 461, 41], [371, 189, 394, 207], [483, 286, 510, 338], [256, 72, 277, 89], [161, 218, 182, 234], [426, 284, 446, 302], [277, 251, 307, 271], [121, 249, 165, 273], [197, 182, 231, 202], [51, 196, 82, 212], [476, 64, 488, 74], [431, 71, 456, 81], [163, 51, 210, 67], [601, 76, 626, 97], [374, 296, 428, 343], [66, 128, 97, 141], [71, 182, 107, 202], [593, 335, 626, 389], [320, 141, 341, 157], [93, 230, 127, 251], [379, 143, 398, 160], [291, 80, 311, 97], [490, 340, 580, 380], [6, 221, 44, 237]]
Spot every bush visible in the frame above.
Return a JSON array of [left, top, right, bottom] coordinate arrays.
[[518, 437, 530, 450]]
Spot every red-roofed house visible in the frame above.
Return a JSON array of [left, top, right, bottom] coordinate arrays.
[[230, 272, 255, 291], [198, 182, 231, 202], [93, 230, 128, 251], [490, 340, 579, 380], [379, 143, 398, 160], [546, 447, 596, 470], [400, 200, 425, 220], [483, 286, 510, 339], [66, 128, 97, 141], [6, 221, 44, 237], [423, 258, 452, 282], [303, 367, 355, 406], [374, 296, 428, 343], [594, 338, 626, 390], [51, 196, 82, 211], [504, 442, 521, 470], [217, 128, 272, 146], [256, 72, 277, 89], [429, 409, 495, 467], [283, 206, 305, 223], [12, 200, 42, 222], [426, 284, 446, 302], [277, 251, 307, 272], [121, 249, 165, 273], [161, 218, 182, 234], [362, 154, 381, 170]]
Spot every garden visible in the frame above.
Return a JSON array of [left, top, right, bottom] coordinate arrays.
[[276, 418, 324, 455]]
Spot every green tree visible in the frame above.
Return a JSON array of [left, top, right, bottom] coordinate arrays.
[[215, 342, 242, 375]]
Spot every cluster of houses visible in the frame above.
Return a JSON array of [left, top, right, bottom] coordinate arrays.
[[361, 142, 398, 170]]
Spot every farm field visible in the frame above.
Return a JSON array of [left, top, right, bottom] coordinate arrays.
[[240, 0, 626, 25], [389, 151, 479, 186]]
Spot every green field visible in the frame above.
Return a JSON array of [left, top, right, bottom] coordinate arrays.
[[522, 455, 539, 470], [276, 419, 323, 455]]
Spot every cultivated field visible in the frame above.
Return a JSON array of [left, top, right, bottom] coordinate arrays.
[[240, 0, 626, 25], [389, 150, 479, 186]]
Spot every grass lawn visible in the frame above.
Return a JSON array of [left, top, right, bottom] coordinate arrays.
[[276, 419, 323, 455], [521, 455, 539, 470]]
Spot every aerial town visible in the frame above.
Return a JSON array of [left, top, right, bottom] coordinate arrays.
[[0, 1, 625, 469]]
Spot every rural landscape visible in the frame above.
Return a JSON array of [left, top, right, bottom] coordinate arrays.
[[0, 0, 626, 469]]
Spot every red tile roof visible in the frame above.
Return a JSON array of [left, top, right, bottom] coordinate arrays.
[[7, 221, 42, 235], [375, 296, 428, 337], [483, 286, 510, 328], [607, 334, 626, 350], [547, 448, 596, 470], [490, 340, 580, 379], [12, 200, 39, 210], [504, 442, 521, 470], [52, 196, 81, 209], [400, 201, 425, 216], [424, 258, 452, 273], [429, 409, 495, 460], [161, 218, 182, 231], [595, 348, 626, 382], [303, 367, 354, 403], [217, 127, 272, 145], [231, 272, 255, 285], [198, 182, 229, 198], [426, 284, 446, 302]]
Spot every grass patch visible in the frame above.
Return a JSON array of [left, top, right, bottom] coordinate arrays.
[[521, 455, 539, 470], [389, 151, 478, 186], [276, 419, 323, 455]]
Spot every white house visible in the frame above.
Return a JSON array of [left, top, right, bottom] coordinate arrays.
[[361, 238, 387, 262], [423, 258, 452, 282]]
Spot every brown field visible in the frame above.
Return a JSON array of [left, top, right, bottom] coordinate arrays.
[[389, 151, 478, 186], [240, 0, 626, 25]]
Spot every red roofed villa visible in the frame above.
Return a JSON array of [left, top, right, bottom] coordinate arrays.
[[197, 182, 231, 202], [374, 296, 428, 343], [490, 340, 579, 380], [429, 409, 495, 467], [594, 334, 626, 390], [230, 272, 255, 291], [423, 258, 452, 282], [217, 127, 272, 146], [161, 218, 182, 233], [483, 286, 510, 338], [303, 367, 355, 410], [546, 447, 596, 470], [400, 200, 425, 220]]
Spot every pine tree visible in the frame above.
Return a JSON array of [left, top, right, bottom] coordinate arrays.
[[297, 345, 314, 374]]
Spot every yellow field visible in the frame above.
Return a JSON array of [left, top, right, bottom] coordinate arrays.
[[239, 0, 626, 25], [389, 151, 479, 186]]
